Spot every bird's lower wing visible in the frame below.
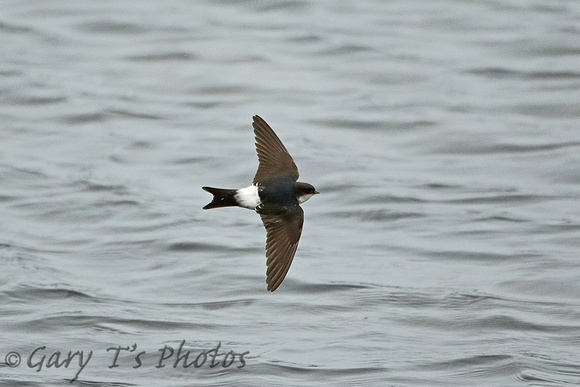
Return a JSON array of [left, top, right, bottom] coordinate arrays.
[[260, 207, 304, 291]]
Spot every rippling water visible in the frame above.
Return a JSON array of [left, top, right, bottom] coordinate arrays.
[[1, 1, 580, 386]]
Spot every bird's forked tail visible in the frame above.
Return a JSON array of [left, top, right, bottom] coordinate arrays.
[[202, 187, 239, 210]]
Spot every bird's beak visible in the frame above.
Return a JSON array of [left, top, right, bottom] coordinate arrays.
[[314, 191, 320, 194]]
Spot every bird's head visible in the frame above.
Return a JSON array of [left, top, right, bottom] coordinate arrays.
[[294, 182, 319, 204]]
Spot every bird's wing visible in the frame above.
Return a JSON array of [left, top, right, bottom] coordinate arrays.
[[252, 115, 299, 185], [260, 206, 304, 291]]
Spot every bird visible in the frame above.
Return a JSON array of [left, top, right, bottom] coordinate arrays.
[[202, 115, 318, 291]]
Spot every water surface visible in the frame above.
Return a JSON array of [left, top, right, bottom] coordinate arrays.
[[1, 1, 579, 385]]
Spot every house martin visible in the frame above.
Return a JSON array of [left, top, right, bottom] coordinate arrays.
[[203, 115, 318, 291]]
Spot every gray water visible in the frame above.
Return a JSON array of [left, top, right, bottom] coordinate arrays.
[[1, 1, 580, 386]]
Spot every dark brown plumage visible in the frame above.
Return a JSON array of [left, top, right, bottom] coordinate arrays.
[[203, 116, 317, 291]]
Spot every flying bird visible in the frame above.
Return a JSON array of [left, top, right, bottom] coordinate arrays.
[[202, 115, 318, 291]]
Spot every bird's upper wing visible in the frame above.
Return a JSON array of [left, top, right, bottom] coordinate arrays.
[[260, 206, 304, 291], [252, 115, 299, 185]]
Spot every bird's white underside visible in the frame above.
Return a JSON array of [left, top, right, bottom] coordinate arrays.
[[235, 185, 261, 209]]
